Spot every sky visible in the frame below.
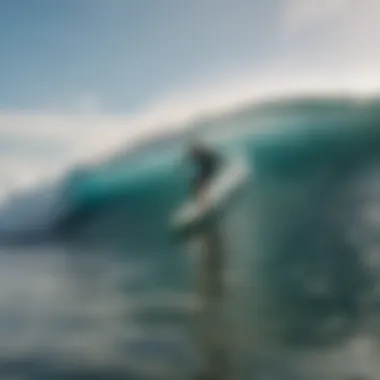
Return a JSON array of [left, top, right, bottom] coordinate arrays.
[[0, 0, 380, 189], [0, 0, 280, 112]]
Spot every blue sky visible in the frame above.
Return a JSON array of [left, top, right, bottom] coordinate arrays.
[[0, 0, 379, 188], [0, 0, 283, 112], [1, 0, 380, 113]]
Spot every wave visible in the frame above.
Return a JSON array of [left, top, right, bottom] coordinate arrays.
[[0, 95, 380, 351], [0, 95, 379, 243]]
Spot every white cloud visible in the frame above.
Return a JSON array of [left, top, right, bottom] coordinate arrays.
[[282, 0, 380, 53], [278, 0, 380, 84], [282, 0, 350, 38]]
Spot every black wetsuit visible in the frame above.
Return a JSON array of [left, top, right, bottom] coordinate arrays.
[[190, 148, 221, 196]]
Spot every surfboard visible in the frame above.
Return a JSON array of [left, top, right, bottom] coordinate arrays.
[[171, 155, 250, 236]]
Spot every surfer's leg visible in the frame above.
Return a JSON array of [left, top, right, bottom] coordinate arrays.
[[195, 228, 229, 380]]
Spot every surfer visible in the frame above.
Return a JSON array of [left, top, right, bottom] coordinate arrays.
[[186, 140, 227, 380], [188, 140, 222, 203]]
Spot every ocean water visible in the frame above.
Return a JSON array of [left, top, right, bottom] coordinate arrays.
[[0, 96, 379, 379]]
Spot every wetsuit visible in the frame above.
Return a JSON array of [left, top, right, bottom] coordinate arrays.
[[190, 148, 221, 197]]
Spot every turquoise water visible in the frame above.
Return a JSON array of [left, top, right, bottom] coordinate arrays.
[[0, 96, 380, 379]]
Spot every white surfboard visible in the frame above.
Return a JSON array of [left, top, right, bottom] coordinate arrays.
[[172, 155, 250, 234]]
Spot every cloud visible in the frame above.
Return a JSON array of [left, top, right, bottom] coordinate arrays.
[[277, 0, 380, 84], [282, 0, 380, 54], [282, 0, 350, 38]]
